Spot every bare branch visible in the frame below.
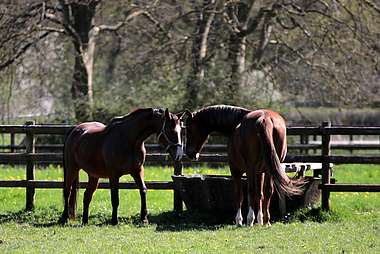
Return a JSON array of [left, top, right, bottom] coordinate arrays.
[[97, 9, 146, 32], [0, 31, 51, 71], [362, 0, 380, 15]]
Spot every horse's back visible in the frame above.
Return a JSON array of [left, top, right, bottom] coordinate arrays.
[[77, 122, 107, 133], [64, 122, 108, 177]]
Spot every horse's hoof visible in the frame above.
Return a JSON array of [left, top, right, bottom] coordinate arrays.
[[247, 221, 254, 227], [235, 220, 243, 227], [58, 216, 68, 225], [110, 217, 118, 225]]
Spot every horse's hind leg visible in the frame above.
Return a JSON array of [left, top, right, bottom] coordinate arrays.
[[60, 164, 79, 224], [263, 175, 274, 226], [109, 176, 120, 225], [247, 171, 264, 226], [82, 176, 99, 225], [256, 172, 265, 225], [132, 168, 148, 223], [231, 170, 244, 226]]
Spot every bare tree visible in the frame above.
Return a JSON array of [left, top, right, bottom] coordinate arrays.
[[185, 0, 220, 109], [0, 0, 147, 121], [218, 0, 380, 107]]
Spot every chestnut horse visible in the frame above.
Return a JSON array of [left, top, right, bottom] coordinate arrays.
[[184, 105, 303, 226], [60, 108, 184, 225]]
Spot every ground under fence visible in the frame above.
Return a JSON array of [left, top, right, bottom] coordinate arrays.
[[0, 122, 380, 212]]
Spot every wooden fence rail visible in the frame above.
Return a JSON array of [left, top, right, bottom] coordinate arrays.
[[3, 142, 380, 154], [0, 122, 380, 212]]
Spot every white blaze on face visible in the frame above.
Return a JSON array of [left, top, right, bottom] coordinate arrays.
[[175, 123, 182, 145], [174, 123, 183, 160]]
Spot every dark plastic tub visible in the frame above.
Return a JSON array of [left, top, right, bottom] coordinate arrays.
[[172, 175, 321, 220]]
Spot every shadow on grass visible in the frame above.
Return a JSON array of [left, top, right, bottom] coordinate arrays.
[[88, 210, 234, 231], [0, 207, 62, 227], [286, 207, 341, 223], [149, 210, 233, 231], [0, 207, 233, 231], [0, 207, 338, 230]]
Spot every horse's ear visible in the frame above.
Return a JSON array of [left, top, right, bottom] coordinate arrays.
[[176, 111, 186, 120], [164, 108, 171, 119], [184, 109, 193, 120]]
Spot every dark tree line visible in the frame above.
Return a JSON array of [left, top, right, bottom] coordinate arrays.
[[0, 0, 379, 122]]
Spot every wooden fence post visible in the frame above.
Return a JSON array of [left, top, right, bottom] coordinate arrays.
[[25, 121, 35, 211], [300, 135, 304, 154], [10, 130, 15, 153], [349, 135, 354, 154], [313, 135, 317, 154], [321, 121, 331, 211], [173, 160, 183, 213], [302, 135, 309, 154]]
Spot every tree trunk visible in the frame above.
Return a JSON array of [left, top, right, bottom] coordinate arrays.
[[228, 33, 246, 105], [185, 0, 216, 109], [63, 2, 97, 121], [71, 50, 92, 122]]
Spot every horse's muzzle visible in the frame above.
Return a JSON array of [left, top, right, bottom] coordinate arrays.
[[185, 150, 200, 161], [169, 145, 183, 162]]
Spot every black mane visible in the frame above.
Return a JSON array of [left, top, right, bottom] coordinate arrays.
[[106, 108, 157, 130], [193, 105, 250, 134]]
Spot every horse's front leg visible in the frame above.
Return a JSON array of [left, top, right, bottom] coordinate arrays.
[[132, 168, 148, 224], [231, 169, 244, 226], [109, 176, 120, 225]]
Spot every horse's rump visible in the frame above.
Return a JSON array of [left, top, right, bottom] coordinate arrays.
[[255, 112, 304, 196]]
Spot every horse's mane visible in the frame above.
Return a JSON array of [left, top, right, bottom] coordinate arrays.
[[106, 108, 156, 130], [193, 105, 251, 134]]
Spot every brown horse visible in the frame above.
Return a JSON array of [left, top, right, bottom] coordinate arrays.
[[184, 105, 303, 226], [60, 108, 184, 225]]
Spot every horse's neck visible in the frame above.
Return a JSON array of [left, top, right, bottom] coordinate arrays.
[[129, 117, 161, 146], [198, 110, 248, 135]]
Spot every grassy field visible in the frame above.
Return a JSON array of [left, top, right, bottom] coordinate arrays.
[[0, 164, 379, 253]]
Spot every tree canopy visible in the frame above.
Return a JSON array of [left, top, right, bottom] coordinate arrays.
[[0, 0, 379, 123]]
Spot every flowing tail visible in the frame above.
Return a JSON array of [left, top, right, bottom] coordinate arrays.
[[256, 116, 304, 197], [62, 127, 79, 219]]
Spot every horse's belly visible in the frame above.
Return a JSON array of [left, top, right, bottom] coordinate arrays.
[[78, 159, 109, 178]]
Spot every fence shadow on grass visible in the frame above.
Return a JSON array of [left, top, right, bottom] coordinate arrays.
[[0, 207, 333, 230], [0, 208, 233, 230], [149, 207, 336, 231], [0, 208, 62, 227], [149, 210, 233, 232]]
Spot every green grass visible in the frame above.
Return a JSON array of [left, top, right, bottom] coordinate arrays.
[[0, 165, 379, 253]]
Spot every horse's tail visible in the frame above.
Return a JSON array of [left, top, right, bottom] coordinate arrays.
[[69, 172, 79, 219], [62, 127, 79, 219], [256, 115, 304, 197], [62, 127, 73, 191]]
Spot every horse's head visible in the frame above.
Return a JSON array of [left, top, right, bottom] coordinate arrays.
[[183, 110, 209, 160], [157, 108, 184, 162]]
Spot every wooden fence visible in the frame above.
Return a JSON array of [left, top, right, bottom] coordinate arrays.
[[0, 122, 380, 212]]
